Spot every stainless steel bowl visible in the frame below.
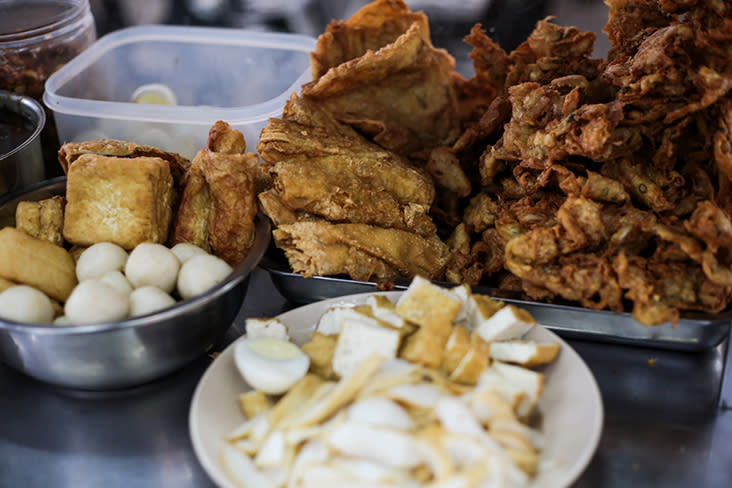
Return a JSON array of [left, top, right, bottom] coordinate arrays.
[[0, 90, 46, 195], [0, 177, 270, 390]]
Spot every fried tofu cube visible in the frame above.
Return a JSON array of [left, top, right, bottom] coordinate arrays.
[[238, 390, 271, 419], [63, 154, 175, 249], [489, 340, 560, 367], [396, 276, 461, 339], [15, 195, 65, 246], [474, 304, 535, 342], [400, 325, 448, 369], [367, 295, 406, 329], [332, 319, 401, 378], [441, 324, 471, 374], [301, 332, 338, 379], [449, 332, 491, 384]]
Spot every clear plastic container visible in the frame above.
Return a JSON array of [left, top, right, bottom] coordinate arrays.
[[0, 0, 96, 176], [43, 25, 316, 159]]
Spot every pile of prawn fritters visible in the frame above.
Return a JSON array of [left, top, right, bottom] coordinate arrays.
[[257, 0, 732, 326]]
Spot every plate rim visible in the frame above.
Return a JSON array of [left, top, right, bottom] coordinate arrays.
[[189, 291, 604, 488]]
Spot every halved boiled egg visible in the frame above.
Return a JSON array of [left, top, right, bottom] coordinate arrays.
[[234, 337, 310, 395]]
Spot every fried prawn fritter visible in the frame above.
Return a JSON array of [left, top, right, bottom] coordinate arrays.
[[171, 122, 258, 266], [272, 220, 449, 281]]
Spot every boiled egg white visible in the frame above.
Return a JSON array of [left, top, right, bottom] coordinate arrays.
[[234, 337, 309, 395]]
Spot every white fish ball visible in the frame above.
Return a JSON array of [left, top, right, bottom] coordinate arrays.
[[76, 242, 128, 281], [64, 280, 129, 324], [129, 286, 176, 317], [0, 285, 55, 323], [99, 270, 133, 296], [170, 242, 208, 263], [125, 243, 180, 293], [177, 254, 233, 300]]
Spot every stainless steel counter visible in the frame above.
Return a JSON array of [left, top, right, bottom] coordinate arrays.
[[1, 267, 731, 487]]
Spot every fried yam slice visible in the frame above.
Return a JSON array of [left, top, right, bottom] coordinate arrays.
[[272, 220, 450, 281], [15, 196, 65, 246]]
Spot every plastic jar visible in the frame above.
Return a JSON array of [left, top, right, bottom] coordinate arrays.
[[0, 0, 96, 176]]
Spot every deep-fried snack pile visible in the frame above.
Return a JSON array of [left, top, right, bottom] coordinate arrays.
[[0, 121, 260, 324], [258, 0, 732, 326]]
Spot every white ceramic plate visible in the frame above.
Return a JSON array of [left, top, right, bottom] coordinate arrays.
[[189, 291, 604, 488]]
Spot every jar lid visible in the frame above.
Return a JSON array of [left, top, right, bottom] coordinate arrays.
[[0, 0, 89, 45]]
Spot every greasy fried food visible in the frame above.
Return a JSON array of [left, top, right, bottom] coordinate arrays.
[[303, 1, 461, 156], [0, 227, 77, 302], [310, 0, 427, 79], [261, 0, 732, 326], [259, 95, 435, 207], [272, 220, 449, 281], [15, 196, 65, 246], [57, 138, 190, 184], [63, 154, 175, 250], [171, 122, 259, 266]]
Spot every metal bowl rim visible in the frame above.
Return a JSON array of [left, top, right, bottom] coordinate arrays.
[[0, 89, 46, 161]]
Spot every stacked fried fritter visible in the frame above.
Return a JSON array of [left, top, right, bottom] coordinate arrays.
[[444, 0, 732, 325], [258, 0, 732, 325]]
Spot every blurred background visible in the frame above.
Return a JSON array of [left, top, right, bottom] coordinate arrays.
[[88, 0, 612, 76]]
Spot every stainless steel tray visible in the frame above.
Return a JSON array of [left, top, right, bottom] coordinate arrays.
[[260, 252, 732, 351]]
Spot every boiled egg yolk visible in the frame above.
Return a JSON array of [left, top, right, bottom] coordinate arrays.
[[234, 337, 309, 395]]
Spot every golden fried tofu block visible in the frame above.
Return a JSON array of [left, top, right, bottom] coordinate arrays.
[[301, 332, 338, 380], [441, 324, 471, 375], [396, 276, 461, 339], [450, 332, 491, 385], [0, 227, 77, 302], [62, 154, 175, 250], [15, 196, 66, 246], [489, 340, 560, 367], [399, 324, 448, 369], [238, 390, 271, 419], [57, 139, 190, 184]]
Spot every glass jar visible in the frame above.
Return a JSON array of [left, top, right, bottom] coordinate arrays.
[[0, 0, 96, 177]]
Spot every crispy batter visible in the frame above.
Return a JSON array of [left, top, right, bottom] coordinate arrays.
[[171, 122, 259, 266], [272, 220, 449, 281], [261, 0, 732, 325], [310, 0, 427, 80], [15, 196, 65, 246], [303, 17, 461, 156]]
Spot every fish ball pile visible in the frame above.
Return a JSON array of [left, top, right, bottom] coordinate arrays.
[[0, 241, 232, 325]]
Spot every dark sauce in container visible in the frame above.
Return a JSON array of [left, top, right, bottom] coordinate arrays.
[[0, 0, 96, 176], [0, 109, 35, 157]]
